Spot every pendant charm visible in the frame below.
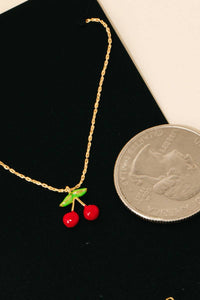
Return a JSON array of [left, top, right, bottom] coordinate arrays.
[[59, 188, 99, 228]]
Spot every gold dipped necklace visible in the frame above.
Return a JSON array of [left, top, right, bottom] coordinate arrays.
[[0, 15, 177, 300], [0, 18, 112, 228]]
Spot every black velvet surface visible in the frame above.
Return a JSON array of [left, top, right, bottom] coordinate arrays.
[[0, 1, 198, 300]]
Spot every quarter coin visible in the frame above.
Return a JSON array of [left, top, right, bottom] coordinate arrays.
[[114, 124, 200, 222]]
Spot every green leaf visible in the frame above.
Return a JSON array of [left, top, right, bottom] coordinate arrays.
[[59, 188, 87, 207], [59, 193, 73, 207], [71, 188, 87, 198]]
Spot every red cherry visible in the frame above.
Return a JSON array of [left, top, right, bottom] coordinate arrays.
[[63, 211, 79, 228], [83, 205, 99, 221]]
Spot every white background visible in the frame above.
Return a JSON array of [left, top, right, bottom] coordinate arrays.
[[0, 0, 27, 14], [98, 0, 200, 130]]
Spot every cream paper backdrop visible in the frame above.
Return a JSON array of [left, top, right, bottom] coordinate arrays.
[[98, 0, 200, 130], [0, 0, 27, 14]]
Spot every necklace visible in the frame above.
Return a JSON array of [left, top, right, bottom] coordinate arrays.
[[0, 18, 112, 228], [0, 16, 177, 300]]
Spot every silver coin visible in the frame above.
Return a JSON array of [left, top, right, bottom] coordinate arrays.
[[114, 124, 200, 222]]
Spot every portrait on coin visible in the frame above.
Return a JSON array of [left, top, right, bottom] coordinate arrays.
[[129, 144, 200, 201]]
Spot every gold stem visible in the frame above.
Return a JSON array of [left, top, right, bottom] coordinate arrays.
[[75, 197, 86, 207], [71, 199, 75, 211]]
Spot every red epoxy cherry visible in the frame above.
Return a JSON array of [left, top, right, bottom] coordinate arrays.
[[83, 205, 99, 221], [63, 211, 79, 228]]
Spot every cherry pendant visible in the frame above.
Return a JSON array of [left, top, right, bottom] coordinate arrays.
[[83, 205, 100, 221], [63, 211, 79, 228]]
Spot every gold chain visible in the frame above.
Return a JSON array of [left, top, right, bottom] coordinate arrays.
[[0, 18, 112, 194]]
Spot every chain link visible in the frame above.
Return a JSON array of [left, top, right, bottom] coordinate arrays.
[[0, 18, 112, 194]]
